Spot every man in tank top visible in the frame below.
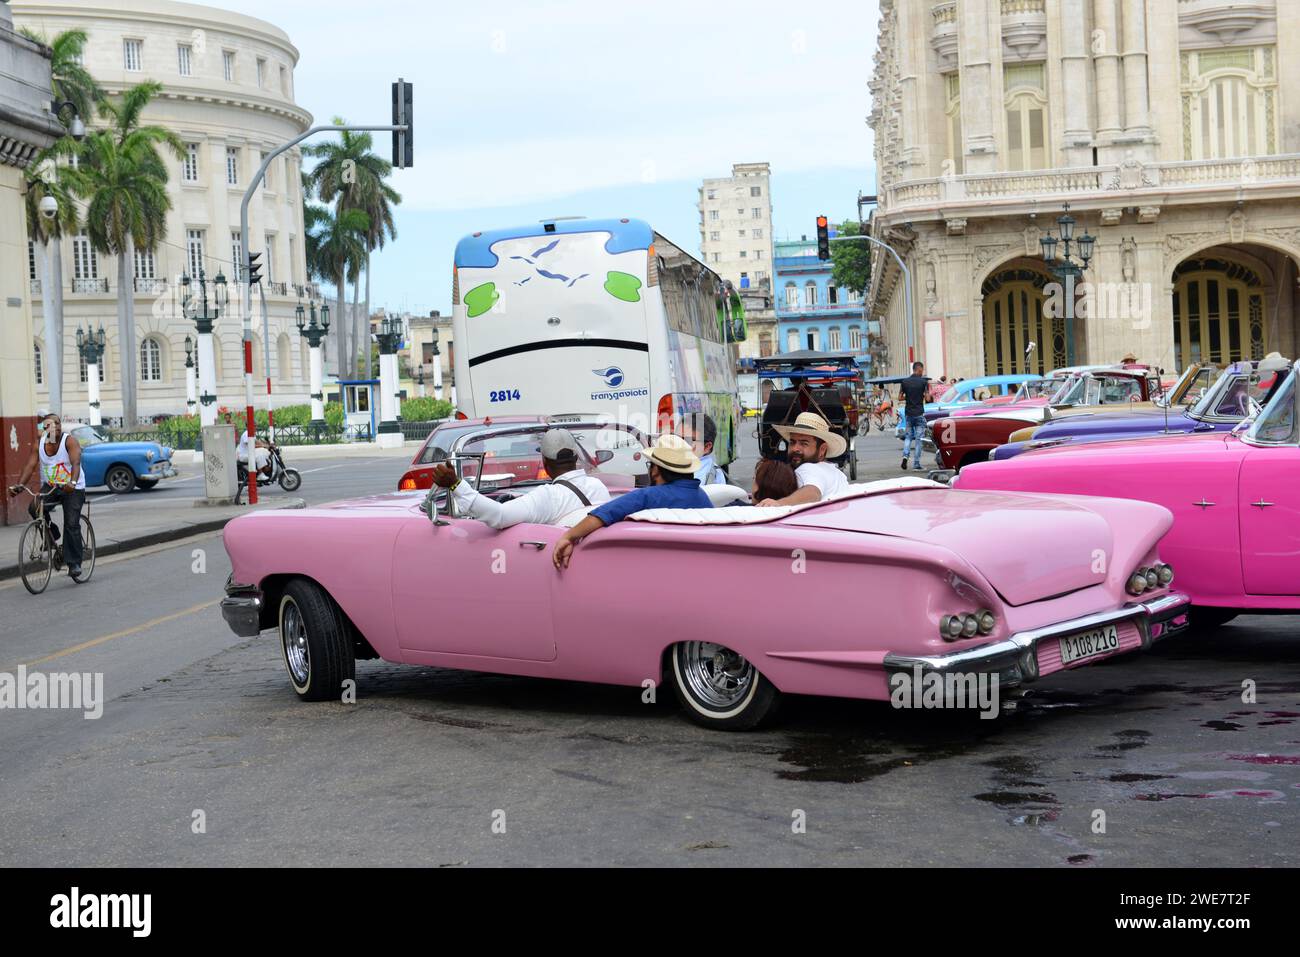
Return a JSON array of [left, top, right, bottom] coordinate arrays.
[[9, 411, 86, 578]]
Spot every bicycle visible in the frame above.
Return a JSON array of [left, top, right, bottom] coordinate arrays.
[[10, 485, 96, 595]]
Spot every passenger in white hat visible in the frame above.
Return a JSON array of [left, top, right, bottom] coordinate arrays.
[[430, 428, 609, 529], [552, 433, 712, 569], [758, 412, 849, 507]]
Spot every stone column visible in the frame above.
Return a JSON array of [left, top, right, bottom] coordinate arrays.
[[960, 0, 999, 172], [1060, 0, 1094, 165], [1120, 0, 1153, 142], [1092, 0, 1122, 145]]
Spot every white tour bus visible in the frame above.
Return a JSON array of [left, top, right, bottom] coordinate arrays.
[[450, 217, 746, 467]]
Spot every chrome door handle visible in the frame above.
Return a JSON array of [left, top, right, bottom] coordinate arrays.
[[519, 541, 547, 550], [1251, 499, 1275, 508]]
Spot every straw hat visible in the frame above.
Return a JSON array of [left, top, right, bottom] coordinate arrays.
[[773, 412, 847, 459], [643, 433, 702, 475]]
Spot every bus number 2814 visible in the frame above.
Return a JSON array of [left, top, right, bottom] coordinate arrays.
[[489, 389, 522, 402]]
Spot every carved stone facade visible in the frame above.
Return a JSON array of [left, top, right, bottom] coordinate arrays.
[[866, 0, 1300, 378]]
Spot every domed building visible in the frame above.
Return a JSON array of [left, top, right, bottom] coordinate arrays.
[[15, 0, 319, 423]]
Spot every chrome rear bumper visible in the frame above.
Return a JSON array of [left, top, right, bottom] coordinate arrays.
[[882, 592, 1190, 689], [221, 577, 265, 637]]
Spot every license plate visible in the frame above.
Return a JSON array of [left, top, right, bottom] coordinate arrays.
[[1058, 624, 1120, 664]]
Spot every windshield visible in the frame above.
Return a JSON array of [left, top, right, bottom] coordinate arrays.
[[71, 425, 105, 448], [1188, 369, 1271, 420], [1051, 375, 1087, 404], [418, 424, 495, 464], [938, 385, 961, 404], [1246, 370, 1297, 445]]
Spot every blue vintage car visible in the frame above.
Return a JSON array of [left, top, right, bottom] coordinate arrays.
[[68, 424, 178, 493]]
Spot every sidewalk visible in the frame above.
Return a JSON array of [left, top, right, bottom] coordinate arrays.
[[0, 495, 305, 581]]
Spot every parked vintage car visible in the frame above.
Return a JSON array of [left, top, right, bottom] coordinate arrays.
[[954, 360, 1300, 627], [991, 359, 1285, 461], [931, 367, 1170, 471], [221, 476, 1190, 730], [895, 374, 1041, 438], [398, 416, 651, 491], [68, 424, 177, 493]]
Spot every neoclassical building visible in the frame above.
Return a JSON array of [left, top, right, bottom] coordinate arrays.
[[15, 0, 318, 423], [866, 0, 1300, 379]]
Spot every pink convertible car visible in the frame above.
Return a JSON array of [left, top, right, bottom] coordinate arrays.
[[222, 459, 1190, 729], [956, 359, 1298, 630]]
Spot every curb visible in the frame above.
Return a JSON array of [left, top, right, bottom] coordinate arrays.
[[0, 498, 305, 582]]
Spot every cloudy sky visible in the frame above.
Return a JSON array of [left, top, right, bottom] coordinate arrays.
[[217, 0, 880, 313]]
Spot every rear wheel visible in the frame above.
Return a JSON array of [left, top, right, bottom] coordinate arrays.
[[278, 579, 355, 701], [18, 521, 53, 595], [670, 641, 780, 731], [105, 465, 135, 494]]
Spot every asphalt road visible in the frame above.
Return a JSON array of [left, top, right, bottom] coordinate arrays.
[[0, 429, 1296, 866]]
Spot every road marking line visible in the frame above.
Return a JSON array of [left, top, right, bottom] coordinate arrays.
[[296, 465, 346, 475], [10, 599, 220, 669]]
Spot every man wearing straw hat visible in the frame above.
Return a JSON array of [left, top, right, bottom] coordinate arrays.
[[552, 433, 712, 570], [757, 411, 849, 507]]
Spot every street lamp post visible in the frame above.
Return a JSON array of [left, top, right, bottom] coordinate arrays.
[[374, 314, 403, 448], [416, 366, 425, 398], [182, 268, 226, 430], [430, 325, 443, 400], [183, 335, 197, 415], [296, 300, 330, 433], [75, 325, 106, 427], [1039, 203, 1095, 368]]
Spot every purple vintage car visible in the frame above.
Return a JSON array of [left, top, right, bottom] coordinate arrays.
[[991, 359, 1289, 461], [220, 475, 1190, 730]]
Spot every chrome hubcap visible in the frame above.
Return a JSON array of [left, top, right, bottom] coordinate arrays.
[[680, 642, 754, 709], [282, 602, 310, 686]]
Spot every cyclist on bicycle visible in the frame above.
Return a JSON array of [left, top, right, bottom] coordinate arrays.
[[8, 411, 86, 578]]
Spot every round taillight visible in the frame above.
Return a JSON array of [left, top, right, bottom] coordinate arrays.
[[1144, 567, 1160, 589], [1157, 563, 1174, 585], [1127, 573, 1148, 596], [977, 610, 996, 634], [399, 477, 417, 490]]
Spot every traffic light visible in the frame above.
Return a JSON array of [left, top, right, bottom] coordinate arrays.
[[392, 79, 413, 168], [246, 251, 262, 286], [816, 215, 830, 261]]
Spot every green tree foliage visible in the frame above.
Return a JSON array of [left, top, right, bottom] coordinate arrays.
[[830, 219, 872, 295]]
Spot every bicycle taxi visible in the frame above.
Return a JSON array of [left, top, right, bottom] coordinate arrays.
[[754, 350, 864, 480]]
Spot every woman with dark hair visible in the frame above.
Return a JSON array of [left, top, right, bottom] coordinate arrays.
[[750, 458, 798, 504]]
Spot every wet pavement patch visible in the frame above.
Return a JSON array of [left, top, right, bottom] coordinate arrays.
[[1201, 720, 1243, 731]]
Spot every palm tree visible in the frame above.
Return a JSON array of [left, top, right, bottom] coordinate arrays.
[[19, 27, 103, 413], [305, 119, 400, 377], [66, 82, 182, 426], [305, 202, 369, 378]]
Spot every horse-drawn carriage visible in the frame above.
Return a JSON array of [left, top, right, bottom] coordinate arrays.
[[753, 350, 865, 480]]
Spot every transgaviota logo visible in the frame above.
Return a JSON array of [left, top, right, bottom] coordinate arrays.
[[593, 367, 624, 387]]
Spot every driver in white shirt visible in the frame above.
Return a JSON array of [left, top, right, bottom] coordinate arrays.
[[429, 428, 610, 529], [226, 412, 271, 477], [757, 412, 849, 506]]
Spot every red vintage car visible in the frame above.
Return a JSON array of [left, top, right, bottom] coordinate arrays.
[[932, 367, 1168, 471], [398, 416, 650, 491]]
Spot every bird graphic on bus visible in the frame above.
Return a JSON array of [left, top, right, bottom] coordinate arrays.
[[593, 367, 624, 387]]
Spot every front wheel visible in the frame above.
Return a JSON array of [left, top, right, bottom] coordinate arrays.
[[18, 521, 53, 595], [105, 465, 135, 494], [279, 579, 355, 701], [71, 515, 96, 584], [670, 641, 781, 731], [278, 468, 302, 492]]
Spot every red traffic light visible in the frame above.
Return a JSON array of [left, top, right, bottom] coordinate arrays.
[[816, 216, 828, 228]]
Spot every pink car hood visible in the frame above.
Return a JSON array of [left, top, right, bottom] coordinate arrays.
[[778, 488, 1112, 605]]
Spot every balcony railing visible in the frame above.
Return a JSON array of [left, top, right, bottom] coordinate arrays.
[[266, 280, 289, 296], [134, 277, 167, 294], [879, 153, 1300, 213], [71, 277, 110, 294]]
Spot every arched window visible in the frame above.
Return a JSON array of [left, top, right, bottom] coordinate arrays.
[[277, 333, 292, 383], [849, 327, 863, 351], [784, 282, 798, 309], [828, 285, 838, 305], [786, 329, 800, 352], [140, 337, 163, 381], [34, 343, 43, 385], [828, 328, 842, 350], [1181, 47, 1279, 160], [804, 281, 817, 306], [1004, 63, 1048, 172]]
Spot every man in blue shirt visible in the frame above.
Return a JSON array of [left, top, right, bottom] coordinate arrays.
[[552, 434, 712, 570]]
